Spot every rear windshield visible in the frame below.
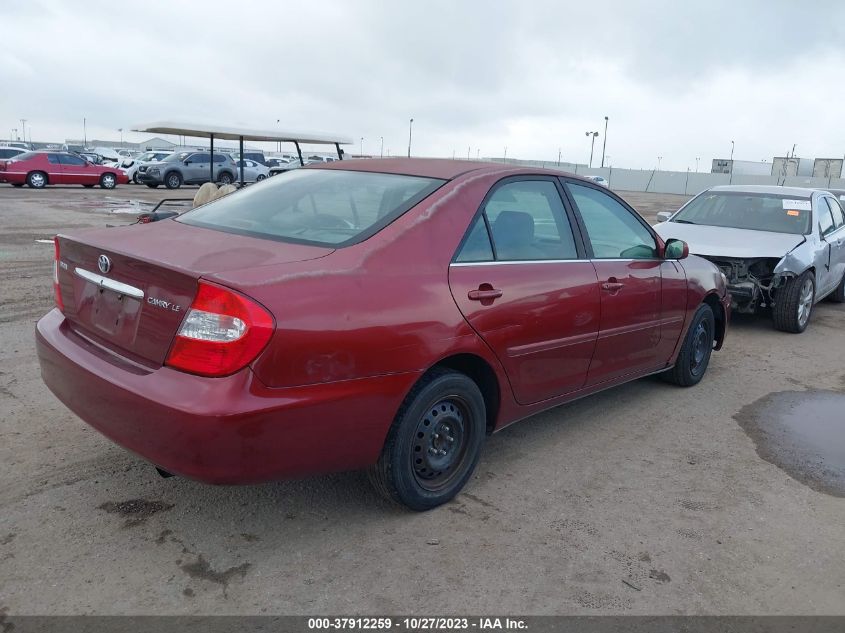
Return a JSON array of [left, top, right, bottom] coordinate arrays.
[[178, 168, 445, 246], [671, 192, 811, 235]]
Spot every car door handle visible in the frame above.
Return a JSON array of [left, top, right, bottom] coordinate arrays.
[[468, 286, 503, 301], [601, 279, 624, 292]]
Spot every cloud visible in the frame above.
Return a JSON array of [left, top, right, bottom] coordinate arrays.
[[2, 0, 844, 169]]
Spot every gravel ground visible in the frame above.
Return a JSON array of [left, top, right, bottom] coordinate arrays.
[[1, 183, 843, 615]]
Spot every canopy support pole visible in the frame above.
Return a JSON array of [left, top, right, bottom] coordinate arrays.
[[238, 135, 245, 187], [209, 133, 215, 182], [335, 143, 343, 160], [294, 141, 304, 166]]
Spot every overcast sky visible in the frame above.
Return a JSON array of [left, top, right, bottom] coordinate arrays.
[[3, 0, 845, 170]]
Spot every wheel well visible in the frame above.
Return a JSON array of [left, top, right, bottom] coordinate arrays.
[[430, 354, 500, 434], [703, 293, 725, 347]]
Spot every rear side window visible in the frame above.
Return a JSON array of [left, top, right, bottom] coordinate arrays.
[[567, 183, 657, 259], [179, 169, 444, 246]]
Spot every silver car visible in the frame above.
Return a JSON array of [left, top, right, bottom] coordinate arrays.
[[654, 185, 845, 333]]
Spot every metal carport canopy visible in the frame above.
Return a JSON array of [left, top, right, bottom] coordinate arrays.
[[130, 120, 353, 186]]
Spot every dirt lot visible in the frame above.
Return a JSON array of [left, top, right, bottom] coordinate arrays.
[[1, 184, 843, 615]]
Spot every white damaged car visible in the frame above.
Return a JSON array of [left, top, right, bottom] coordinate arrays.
[[654, 185, 845, 333]]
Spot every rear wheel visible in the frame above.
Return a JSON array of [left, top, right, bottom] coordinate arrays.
[[773, 270, 815, 333], [164, 171, 182, 189], [99, 173, 117, 189], [256, 174, 266, 181], [27, 171, 47, 188], [368, 369, 486, 511], [218, 171, 233, 185], [662, 304, 714, 387]]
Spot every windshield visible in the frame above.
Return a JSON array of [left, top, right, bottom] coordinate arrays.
[[671, 191, 811, 235], [178, 168, 445, 246]]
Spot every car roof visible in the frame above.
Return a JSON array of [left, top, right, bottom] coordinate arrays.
[[310, 157, 587, 182], [707, 184, 816, 198]]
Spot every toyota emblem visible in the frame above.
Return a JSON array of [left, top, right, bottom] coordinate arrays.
[[97, 254, 112, 274]]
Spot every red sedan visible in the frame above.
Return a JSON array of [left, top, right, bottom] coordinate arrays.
[[36, 159, 730, 510], [0, 150, 127, 189]]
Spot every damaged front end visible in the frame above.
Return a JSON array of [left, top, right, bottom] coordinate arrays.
[[701, 256, 797, 314]]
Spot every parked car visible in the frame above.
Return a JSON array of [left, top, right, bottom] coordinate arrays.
[[654, 185, 845, 333], [235, 158, 270, 182], [234, 151, 268, 166], [0, 151, 127, 189], [78, 152, 102, 164], [265, 157, 292, 169], [0, 146, 28, 160], [36, 159, 729, 510], [5, 141, 31, 150], [137, 151, 238, 189], [588, 175, 609, 188], [122, 151, 173, 183], [268, 160, 311, 177]]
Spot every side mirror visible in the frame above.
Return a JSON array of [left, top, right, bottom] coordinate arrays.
[[655, 211, 673, 223], [664, 238, 689, 260]]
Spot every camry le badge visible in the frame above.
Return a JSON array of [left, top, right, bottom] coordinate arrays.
[[97, 254, 112, 274]]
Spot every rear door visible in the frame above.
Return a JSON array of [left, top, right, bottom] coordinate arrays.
[[185, 153, 210, 183], [563, 180, 667, 385], [449, 177, 600, 404]]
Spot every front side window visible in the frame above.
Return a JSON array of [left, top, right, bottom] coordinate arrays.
[[59, 154, 87, 166], [47, 154, 62, 164], [825, 197, 845, 229], [818, 200, 835, 237], [567, 182, 657, 259], [179, 169, 444, 246]]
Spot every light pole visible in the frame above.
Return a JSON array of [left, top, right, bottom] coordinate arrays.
[[380, 136, 384, 158], [118, 128, 123, 145], [11, 128, 17, 141], [557, 147, 561, 166], [20, 119, 26, 144], [476, 149, 480, 160], [83, 117, 87, 147], [503, 146, 507, 162], [407, 118, 414, 157], [657, 156, 663, 170], [467, 146, 470, 160], [585, 131, 599, 168], [600, 116, 608, 167], [695, 157, 700, 172], [730, 140, 735, 161], [360, 137, 364, 157]]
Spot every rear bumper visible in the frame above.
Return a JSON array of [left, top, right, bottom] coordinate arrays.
[[36, 309, 418, 484], [0, 171, 26, 184]]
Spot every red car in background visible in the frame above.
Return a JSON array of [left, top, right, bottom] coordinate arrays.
[[0, 150, 127, 189], [36, 159, 730, 510]]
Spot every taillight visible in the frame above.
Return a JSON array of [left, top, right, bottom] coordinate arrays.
[[165, 281, 274, 377], [53, 237, 64, 312]]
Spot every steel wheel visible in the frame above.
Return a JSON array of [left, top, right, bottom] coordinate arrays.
[[411, 397, 472, 492], [689, 319, 712, 377], [797, 277, 814, 328]]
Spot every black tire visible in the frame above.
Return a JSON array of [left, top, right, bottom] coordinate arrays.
[[27, 171, 47, 188], [662, 304, 715, 387], [368, 369, 486, 511], [164, 171, 182, 189], [829, 270, 845, 303], [145, 183, 159, 189], [773, 270, 815, 333], [99, 173, 117, 189], [218, 171, 233, 185], [256, 174, 266, 181], [132, 173, 139, 184]]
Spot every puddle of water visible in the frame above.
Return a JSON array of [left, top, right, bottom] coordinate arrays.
[[735, 390, 845, 497], [60, 197, 193, 215]]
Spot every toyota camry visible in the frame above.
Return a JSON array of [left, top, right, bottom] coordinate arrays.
[[36, 159, 730, 510]]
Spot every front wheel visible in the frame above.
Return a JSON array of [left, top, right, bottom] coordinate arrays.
[[368, 369, 486, 511], [99, 173, 117, 189], [773, 270, 815, 333], [164, 171, 182, 189], [662, 304, 715, 387]]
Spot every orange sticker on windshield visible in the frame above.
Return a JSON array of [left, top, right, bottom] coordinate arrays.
[[786, 210, 801, 217]]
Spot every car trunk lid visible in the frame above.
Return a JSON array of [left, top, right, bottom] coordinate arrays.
[[56, 220, 332, 366]]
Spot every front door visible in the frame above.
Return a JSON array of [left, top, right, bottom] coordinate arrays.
[[564, 181, 665, 385], [449, 178, 600, 404], [819, 196, 845, 295]]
